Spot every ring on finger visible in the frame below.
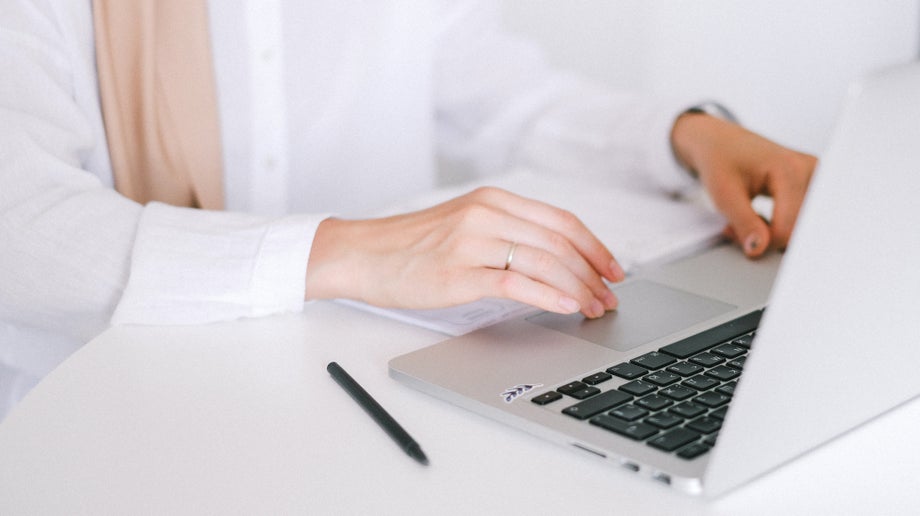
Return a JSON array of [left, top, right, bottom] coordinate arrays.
[[503, 242, 518, 271]]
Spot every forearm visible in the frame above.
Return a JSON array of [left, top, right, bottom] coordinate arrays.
[[1, 0, 329, 333], [511, 81, 702, 194], [0, 165, 139, 341], [432, 1, 702, 193]]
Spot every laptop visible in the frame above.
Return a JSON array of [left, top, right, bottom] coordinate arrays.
[[388, 62, 920, 496]]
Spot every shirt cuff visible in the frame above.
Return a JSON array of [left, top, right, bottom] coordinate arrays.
[[643, 97, 710, 196], [111, 202, 329, 326]]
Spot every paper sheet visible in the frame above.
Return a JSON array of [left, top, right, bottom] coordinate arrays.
[[337, 170, 726, 335]]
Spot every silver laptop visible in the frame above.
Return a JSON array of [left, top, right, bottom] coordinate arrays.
[[389, 62, 920, 496]]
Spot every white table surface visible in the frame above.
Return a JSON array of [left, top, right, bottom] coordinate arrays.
[[1, 300, 918, 515]]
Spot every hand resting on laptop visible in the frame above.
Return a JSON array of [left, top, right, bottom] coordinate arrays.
[[671, 112, 817, 257], [305, 115, 816, 320]]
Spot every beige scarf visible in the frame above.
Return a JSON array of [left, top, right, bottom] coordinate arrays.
[[93, 0, 223, 209]]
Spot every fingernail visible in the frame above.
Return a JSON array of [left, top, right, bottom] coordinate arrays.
[[609, 260, 625, 281], [558, 297, 580, 314], [744, 233, 760, 254]]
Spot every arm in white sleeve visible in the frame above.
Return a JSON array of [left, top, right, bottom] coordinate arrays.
[[0, 2, 138, 342], [111, 204, 324, 326], [0, 1, 325, 338], [432, 1, 700, 195]]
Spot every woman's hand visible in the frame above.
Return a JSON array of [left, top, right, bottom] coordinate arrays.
[[671, 113, 817, 257], [304, 187, 625, 318]]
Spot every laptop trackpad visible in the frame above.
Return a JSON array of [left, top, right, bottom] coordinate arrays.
[[528, 280, 735, 352]]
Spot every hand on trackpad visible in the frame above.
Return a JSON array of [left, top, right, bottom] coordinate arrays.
[[527, 280, 735, 352]]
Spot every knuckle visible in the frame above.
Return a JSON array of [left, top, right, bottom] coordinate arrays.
[[455, 203, 491, 227], [469, 186, 504, 203], [555, 208, 582, 232], [769, 151, 812, 183]]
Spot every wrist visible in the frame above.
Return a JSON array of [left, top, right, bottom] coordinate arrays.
[[670, 112, 716, 175], [671, 103, 738, 176], [305, 217, 365, 301]]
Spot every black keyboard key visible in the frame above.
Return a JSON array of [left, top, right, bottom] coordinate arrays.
[[670, 402, 707, 419], [606, 362, 648, 380], [648, 428, 701, 452], [705, 365, 741, 382], [715, 382, 737, 396], [709, 406, 729, 421], [645, 413, 683, 429], [530, 391, 563, 405], [562, 389, 633, 420], [733, 334, 755, 348], [582, 372, 613, 385], [609, 404, 649, 422], [686, 416, 722, 434], [726, 356, 747, 370], [636, 394, 673, 411], [677, 443, 711, 460], [630, 352, 676, 370], [694, 391, 731, 408], [704, 433, 719, 446], [557, 381, 588, 396], [667, 361, 703, 377], [591, 415, 659, 440], [689, 352, 725, 367], [644, 371, 681, 387], [659, 310, 763, 359], [683, 374, 719, 391], [658, 384, 696, 401], [569, 387, 601, 399], [619, 380, 657, 397], [712, 343, 746, 358]]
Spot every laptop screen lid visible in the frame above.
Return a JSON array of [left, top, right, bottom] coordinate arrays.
[[704, 62, 920, 496]]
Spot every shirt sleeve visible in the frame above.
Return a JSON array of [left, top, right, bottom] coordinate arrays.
[[111, 204, 326, 326], [0, 1, 326, 339], [431, 0, 700, 195], [0, 1, 137, 342]]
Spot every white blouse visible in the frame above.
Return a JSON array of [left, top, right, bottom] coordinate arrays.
[[0, 0, 696, 418]]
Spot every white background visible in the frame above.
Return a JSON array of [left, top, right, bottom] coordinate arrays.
[[502, 0, 920, 155]]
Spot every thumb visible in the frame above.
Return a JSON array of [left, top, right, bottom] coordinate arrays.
[[704, 167, 772, 258], [729, 208, 771, 258]]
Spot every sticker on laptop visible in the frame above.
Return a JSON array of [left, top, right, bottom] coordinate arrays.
[[500, 383, 543, 404]]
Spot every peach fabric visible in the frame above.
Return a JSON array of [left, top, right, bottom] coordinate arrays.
[[93, 0, 223, 208]]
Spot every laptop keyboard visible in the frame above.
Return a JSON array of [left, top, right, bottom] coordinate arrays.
[[530, 310, 762, 460]]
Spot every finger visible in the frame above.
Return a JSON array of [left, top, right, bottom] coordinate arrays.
[[474, 267, 585, 316], [501, 243, 617, 317], [482, 218, 618, 310], [765, 172, 809, 250], [470, 187, 625, 282], [705, 173, 772, 258]]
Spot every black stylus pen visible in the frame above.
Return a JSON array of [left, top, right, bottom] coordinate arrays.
[[326, 361, 429, 466]]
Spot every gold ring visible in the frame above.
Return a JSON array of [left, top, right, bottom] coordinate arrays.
[[504, 242, 518, 271]]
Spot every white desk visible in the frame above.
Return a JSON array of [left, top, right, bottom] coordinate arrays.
[[1, 301, 919, 515]]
